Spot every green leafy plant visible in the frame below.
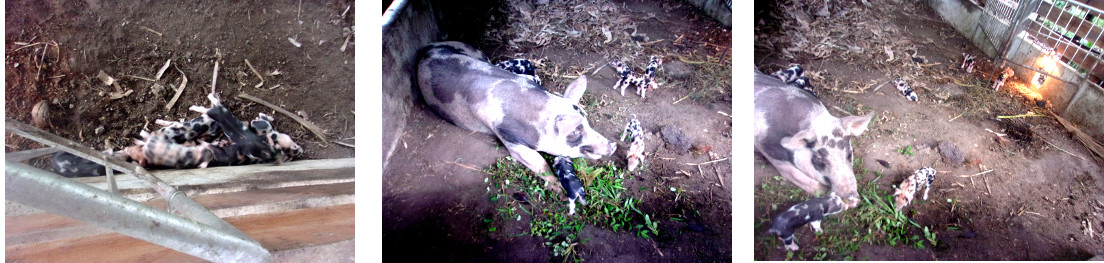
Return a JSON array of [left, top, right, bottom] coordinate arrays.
[[485, 156, 659, 262], [897, 145, 914, 156]]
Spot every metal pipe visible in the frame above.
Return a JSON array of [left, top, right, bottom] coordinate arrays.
[[3, 118, 253, 241], [6, 161, 273, 263]]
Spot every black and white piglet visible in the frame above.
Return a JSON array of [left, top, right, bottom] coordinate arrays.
[[894, 167, 936, 211], [50, 151, 125, 178], [961, 53, 976, 73], [771, 65, 816, 97], [609, 56, 662, 98], [496, 58, 542, 85], [768, 192, 847, 251], [993, 67, 1014, 91], [620, 115, 645, 172], [892, 78, 919, 102], [553, 156, 587, 216]]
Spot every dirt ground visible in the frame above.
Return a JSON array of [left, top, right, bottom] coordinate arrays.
[[754, 0, 1104, 260], [383, 0, 732, 261], [5, 0, 356, 167]]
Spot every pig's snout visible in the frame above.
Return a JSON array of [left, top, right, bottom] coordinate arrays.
[[580, 141, 616, 159], [843, 192, 861, 209]]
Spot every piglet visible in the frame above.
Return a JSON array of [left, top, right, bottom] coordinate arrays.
[[768, 192, 846, 251], [894, 167, 936, 211], [495, 58, 542, 85], [50, 151, 123, 177], [961, 53, 976, 73], [620, 115, 645, 172], [892, 78, 919, 102], [553, 156, 587, 216]]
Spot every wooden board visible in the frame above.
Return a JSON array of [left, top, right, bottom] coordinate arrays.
[[7, 182, 353, 246], [6, 204, 355, 262]]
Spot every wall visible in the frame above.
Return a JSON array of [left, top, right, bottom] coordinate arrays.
[[382, 0, 439, 169], [928, 0, 998, 57], [683, 0, 731, 27], [932, 0, 1104, 143]]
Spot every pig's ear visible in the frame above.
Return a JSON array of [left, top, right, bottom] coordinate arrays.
[[563, 75, 588, 103], [781, 130, 816, 150], [840, 113, 874, 136]]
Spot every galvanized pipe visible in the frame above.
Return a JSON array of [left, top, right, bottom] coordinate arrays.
[[4, 118, 252, 240], [6, 161, 273, 263]]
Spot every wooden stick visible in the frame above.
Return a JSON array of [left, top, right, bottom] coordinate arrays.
[[211, 60, 220, 93], [244, 59, 264, 89], [164, 67, 188, 112], [1043, 139, 1087, 160], [948, 112, 965, 122], [984, 176, 992, 195], [333, 141, 355, 148], [154, 59, 172, 80], [685, 157, 728, 166], [139, 26, 163, 37], [997, 114, 1045, 119], [959, 169, 993, 178], [237, 93, 329, 145]]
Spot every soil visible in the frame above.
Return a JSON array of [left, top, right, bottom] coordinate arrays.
[[5, 0, 356, 167], [383, 0, 732, 262], [754, 0, 1104, 260]]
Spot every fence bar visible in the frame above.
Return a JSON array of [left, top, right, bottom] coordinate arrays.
[[5, 147, 61, 162], [4, 118, 259, 246], [6, 161, 272, 263]]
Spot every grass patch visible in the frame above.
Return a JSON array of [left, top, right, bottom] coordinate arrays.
[[755, 172, 939, 260], [485, 156, 659, 262]]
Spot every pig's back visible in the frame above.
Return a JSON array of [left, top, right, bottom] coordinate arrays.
[[416, 41, 528, 133]]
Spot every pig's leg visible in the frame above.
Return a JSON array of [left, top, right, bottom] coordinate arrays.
[[505, 144, 562, 192], [765, 158, 828, 194], [810, 220, 823, 233]]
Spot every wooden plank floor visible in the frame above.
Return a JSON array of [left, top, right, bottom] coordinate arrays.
[[5, 158, 355, 261], [6, 204, 355, 262]]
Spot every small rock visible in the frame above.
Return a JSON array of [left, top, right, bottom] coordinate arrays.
[[938, 141, 965, 167], [94, 126, 104, 135], [665, 61, 693, 79], [31, 101, 49, 128], [661, 125, 692, 154]]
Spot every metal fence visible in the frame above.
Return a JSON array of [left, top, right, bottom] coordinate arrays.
[[1024, 0, 1104, 84]]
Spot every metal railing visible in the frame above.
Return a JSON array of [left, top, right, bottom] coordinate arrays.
[[4, 118, 273, 263], [1026, 0, 1104, 82]]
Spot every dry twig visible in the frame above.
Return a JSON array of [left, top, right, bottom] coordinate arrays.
[[237, 92, 329, 145], [164, 66, 189, 112], [244, 59, 264, 88]]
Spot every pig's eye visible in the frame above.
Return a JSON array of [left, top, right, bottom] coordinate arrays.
[[567, 125, 583, 145], [811, 150, 827, 171]]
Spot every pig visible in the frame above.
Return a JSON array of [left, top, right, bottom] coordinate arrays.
[[609, 56, 662, 98], [754, 71, 872, 208], [189, 92, 276, 164], [892, 78, 919, 102], [768, 192, 846, 251], [620, 114, 645, 172], [153, 115, 220, 145], [248, 113, 304, 161], [553, 156, 587, 215], [961, 53, 976, 73], [50, 151, 125, 177], [127, 130, 215, 169], [993, 67, 1014, 91], [771, 65, 816, 97], [416, 41, 616, 190], [495, 58, 542, 85], [893, 167, 936, 211]]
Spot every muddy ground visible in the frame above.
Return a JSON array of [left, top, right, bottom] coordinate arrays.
[[754, 0, 1104, 260], [383, 0, 732, 262], [5, 1, 355, 168]]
